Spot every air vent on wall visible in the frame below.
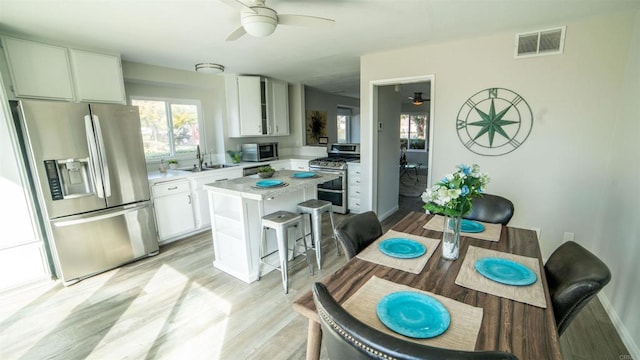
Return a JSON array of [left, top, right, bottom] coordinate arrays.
[[515, 26, 566, 58]]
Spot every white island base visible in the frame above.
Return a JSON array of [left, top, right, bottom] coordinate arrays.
[[205, 170, 338, 283]]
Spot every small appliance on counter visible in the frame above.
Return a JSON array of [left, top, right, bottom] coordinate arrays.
[[241, 142, 278, 162]]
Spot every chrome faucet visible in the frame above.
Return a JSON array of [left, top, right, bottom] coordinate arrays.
[[196, 145, 204, 171]]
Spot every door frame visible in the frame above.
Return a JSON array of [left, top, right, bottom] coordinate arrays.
[[370, 75, 435, 216]]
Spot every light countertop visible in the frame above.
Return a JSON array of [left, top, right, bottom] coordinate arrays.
[[204, 169, 338, 201], [147, 156, 317, 184]]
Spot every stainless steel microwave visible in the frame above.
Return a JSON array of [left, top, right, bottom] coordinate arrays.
[[241, 143, 278, 162]]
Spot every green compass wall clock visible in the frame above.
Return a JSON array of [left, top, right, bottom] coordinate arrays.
[[456, 87, 533, 156]]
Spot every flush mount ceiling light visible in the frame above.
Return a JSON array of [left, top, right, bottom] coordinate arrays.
[[195, 63, 225, 74]]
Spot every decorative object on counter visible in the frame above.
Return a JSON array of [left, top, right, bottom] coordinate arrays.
[[305, 110, 327, 146], [167, 159, 178, 170], [159, 159, 167, 173], [195, 63, 224, 74], [226, 150, 243, 163], [422, 164, 490, 260], [257, 165, 275, 178]]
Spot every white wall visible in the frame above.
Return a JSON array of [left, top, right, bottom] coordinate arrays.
[[376, 85, 402, 219], [360, 11, 639, 354], [591, 11, 640, 357], [304, 85, 360, 144]]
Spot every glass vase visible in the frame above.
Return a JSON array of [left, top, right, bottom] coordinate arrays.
[[442, 215, 462, 260]]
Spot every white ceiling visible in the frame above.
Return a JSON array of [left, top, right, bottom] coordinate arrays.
[[1, 0, 638, 99]]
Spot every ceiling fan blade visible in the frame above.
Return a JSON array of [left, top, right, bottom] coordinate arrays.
[[219, 0, 257, 14], [277, 14, 335, 27], [225, 25, 247, 41]]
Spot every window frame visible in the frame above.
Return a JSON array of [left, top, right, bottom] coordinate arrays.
[[337, 106, 352, 144], [131, 96, 205, 162], [400, 112, 428, 152]]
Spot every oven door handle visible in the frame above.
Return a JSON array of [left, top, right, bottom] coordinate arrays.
[[317, 188, 343, 193], [312, 169, 345, 176]]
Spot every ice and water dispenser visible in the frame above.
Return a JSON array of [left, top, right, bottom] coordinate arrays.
[[44, 159, 95, 200]]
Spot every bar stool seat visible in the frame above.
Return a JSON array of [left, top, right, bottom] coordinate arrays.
[[259, 210, 313, 294], [297, 199, 340, 270]]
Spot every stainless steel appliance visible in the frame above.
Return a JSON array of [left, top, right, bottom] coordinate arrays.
[[309, 143, 360, 214], [12, 100, 158, 285], [241, 142, 278, 162]]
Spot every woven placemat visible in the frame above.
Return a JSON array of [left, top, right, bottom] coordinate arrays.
[[356, 230, 440, 274], [342, 276, 483, 351], [423, 215, 502, 242], [455, 245, 547, 308]]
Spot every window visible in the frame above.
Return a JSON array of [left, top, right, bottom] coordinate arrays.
[[400, 113, 428, 151], [337, 107, 352, 143], [131, 98, 202, 160]]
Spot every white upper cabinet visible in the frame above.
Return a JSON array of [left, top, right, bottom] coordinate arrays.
[[69, 49, 126, 103], [2, 36, 125, 103], [2, 37, 75, 101], [226, 74, 289, 137], [237, 75, 264, 136], [268, 78, 289, 136]]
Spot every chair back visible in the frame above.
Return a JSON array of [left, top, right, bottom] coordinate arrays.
[[464, 194, 514, 225], [335, 211, 383, 260], [544, 241, 611, 335], [312, 282, 519, 360]]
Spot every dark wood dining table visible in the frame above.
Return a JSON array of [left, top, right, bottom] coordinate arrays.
[[292, 211, 563, 360]]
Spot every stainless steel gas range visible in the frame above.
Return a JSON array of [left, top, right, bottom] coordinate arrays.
[[309, 143, 360, 214]]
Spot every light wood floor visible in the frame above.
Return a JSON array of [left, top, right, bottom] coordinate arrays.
[[0, 209, 630, 359]]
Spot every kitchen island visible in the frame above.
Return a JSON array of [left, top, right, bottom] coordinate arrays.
[[204, 170, 338, 283]]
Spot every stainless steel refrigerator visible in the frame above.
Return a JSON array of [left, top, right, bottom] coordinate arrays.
[[12, 99, 158, 285]]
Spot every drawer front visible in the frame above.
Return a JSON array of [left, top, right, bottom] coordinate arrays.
[[152, 180, 191, 197]]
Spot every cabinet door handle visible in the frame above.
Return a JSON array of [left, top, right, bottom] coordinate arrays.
[[168, 186, 178, 190], [215, 178, 228, 182], [188, 194, 192, 204]]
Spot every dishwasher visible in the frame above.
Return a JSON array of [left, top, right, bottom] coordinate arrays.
[[242, 164, 270, 176]]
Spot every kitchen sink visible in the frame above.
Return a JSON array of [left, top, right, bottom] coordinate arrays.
[[177, 164, 238, 172], [205, 164, 238, 169]]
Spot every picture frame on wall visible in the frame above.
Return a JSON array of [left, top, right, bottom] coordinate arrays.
[[306, 110, 328, 146]]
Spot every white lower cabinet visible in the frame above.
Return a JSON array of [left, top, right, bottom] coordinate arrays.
[[348, 162, 362, 213], [152, 179, 196, 243], [289, 159, 309, 171], [191, 168, 242, 229]]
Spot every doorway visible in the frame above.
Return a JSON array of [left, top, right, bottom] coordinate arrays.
[[371, 76, 434, 218]]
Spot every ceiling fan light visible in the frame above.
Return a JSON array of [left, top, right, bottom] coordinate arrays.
[[412, 92, 424, 106], [243, 20, 277, 37], [241, 7, 278, 37], [195, 63, 225, 74]]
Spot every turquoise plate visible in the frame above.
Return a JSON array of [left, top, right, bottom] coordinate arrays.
[[255, 179, 284, 188], [378, 238, 426, 259], [292, 172, 317, 178], [376, 291, 450, 339], [474, 257, 537, 286], [461, 219, 485, 233]]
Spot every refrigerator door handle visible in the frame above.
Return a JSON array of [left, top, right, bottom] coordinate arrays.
[[92, 114, 112, 197], [85, 115, 105, 198], [53, 202, 150, 227]]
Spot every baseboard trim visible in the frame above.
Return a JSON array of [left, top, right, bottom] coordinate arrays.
[[378, 206, 399, 221], [598, 293, 639, 359]]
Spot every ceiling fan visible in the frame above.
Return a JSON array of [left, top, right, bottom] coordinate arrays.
[[220, 0, 335, 41], [409, 92, 430, 106]]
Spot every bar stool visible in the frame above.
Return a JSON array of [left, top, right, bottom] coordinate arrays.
[[259, 210, 313, 294], [297, 199, 340, 270]]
